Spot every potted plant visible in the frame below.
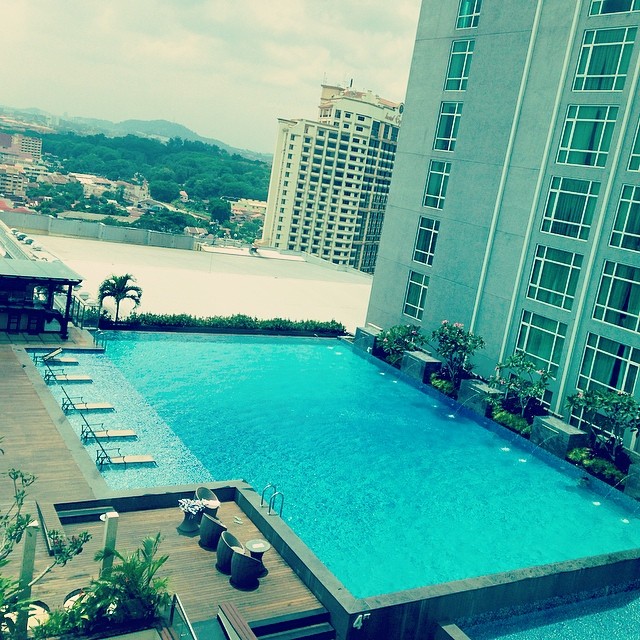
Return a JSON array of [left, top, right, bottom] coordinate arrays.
[[377, 324, 427, 367], [177, 498, 205, 534]]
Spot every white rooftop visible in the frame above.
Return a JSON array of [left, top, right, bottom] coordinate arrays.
[[30, 236, 372, 333]]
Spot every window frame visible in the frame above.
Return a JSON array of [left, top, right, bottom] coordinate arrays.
[[413, 217, 441, 266], [527, 245, 584, 311], [573, 27, 636, 92], [456, 0, 482, 28], [403, 271, 430, 320], [444, 40, 475, 91], [433, 102, 464, 152], [541, 176, 600, 241], [610, 184, 640, 252], [422, 160, 452, 209], [590, 0, 640, 15], [577, 333, 640, 394], [593, 260, 640, 332], [556, 104, 618, 167], [515, 310, 568, 379]]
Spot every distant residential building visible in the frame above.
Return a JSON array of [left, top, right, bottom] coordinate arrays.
[[0, 166, 28, 197], [232, 198, 267, 222], [262, 84, 402, 273], [0, 133, 42, 162]]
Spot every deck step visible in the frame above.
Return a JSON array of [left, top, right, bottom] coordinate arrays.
[[85, 429, 137, 441], [258, 623, 336, 640], [251, 608, 334, 640], [109, 454, 156, 467]]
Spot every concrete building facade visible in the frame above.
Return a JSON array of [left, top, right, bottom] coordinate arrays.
[[262, 84, 402, 273], [367, 0, 640, 416]]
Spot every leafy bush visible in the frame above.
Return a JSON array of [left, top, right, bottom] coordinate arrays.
[[428, 320, 485, 390], [377, 324, 427, 366], [101, 312, 345, 334], [488, 352, 551, 418], [567, 447, 626, 487], [429, 373, 456, 398], [492, 408, 531, 437]]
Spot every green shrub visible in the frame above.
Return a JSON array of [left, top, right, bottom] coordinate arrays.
[[492, 408, 531, 437], [430, 373, 457, 398], [102, 312, 345, 334], [567, 447, 627, 486], [377, 324, 427, 366]]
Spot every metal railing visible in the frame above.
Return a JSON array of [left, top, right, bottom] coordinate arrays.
[[168, 594, 198, 640]]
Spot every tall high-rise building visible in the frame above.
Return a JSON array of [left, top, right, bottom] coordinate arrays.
[[262, 84, 402, 273], [367, 0, 640, 416]]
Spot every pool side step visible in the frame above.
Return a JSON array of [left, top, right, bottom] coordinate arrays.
[[251, 607, 335, 640]]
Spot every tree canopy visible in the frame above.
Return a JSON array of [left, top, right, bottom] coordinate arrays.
[[41, 133, 271, 204]]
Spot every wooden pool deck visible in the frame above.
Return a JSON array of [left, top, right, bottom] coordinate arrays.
[[0, 335, 323, 629]]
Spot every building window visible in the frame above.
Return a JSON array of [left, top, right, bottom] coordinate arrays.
[[629, 122, 640, 171], [590, 0, 640, 15], [433, 102, 463, 152], [577, 333, 640, 393], [573, 27, 636, 91], [457, 0, 482, 28], [527, 245, 583, 310], [610, 184, 640, 252], [403, 271, 430, 320], [594, 260, 640, 332], [423, 160, 451, 209], [516, 310, 567, 378], [557, 105, 618, 167], [541, 176, 600, 240], [445, 40, 475, 91], [413, 218, 440, 266]]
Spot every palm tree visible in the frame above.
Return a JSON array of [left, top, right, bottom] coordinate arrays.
[[98, 274, 143, 323]]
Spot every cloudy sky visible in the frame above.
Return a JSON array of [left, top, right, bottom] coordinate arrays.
[[2, 1, 422, 153]]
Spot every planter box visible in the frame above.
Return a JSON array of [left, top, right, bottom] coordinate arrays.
[[353, 326, 379, 353], [530, 415, 588, 459], [400, 350, 441, 384], [624, 463, 640, 499], [457, 379, 499, 417]]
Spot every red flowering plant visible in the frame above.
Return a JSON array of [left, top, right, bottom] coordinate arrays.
[[377, 324, 427, 366], [488, 352, 551, 419], [428, 320, 485, 390]]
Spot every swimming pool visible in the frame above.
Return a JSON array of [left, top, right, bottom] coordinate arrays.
[[37, 333, 640, 598], [462, 588, 640, 639]]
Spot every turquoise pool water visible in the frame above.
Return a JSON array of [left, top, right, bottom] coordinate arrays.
[[37, 333, 640, 598], [463, 589, 640, 639]]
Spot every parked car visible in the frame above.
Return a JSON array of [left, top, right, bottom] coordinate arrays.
[[16, 233, 26, 241], [22, 237, 34, 245]]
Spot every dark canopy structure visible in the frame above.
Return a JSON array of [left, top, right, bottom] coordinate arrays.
[[0, 258, 83, 339]]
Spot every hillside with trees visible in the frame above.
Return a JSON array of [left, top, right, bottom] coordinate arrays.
[[41, 133, 271, 205]]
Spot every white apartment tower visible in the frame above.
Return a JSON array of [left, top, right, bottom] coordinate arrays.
[[262, 84, 402, 273]]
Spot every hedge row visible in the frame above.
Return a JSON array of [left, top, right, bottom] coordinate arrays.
[[100, 312, 346, 334]]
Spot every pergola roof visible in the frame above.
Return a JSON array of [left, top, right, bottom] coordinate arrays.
[[0, 258, 83, 284]]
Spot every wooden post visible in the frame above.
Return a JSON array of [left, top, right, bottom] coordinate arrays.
[[15, 520, 39, 639], [100, 511, 119, 575]]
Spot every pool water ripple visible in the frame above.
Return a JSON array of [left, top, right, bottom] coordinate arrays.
[[36, 333, 640, 598]]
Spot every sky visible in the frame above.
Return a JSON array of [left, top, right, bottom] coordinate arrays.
[[2, 1, 422, 154]]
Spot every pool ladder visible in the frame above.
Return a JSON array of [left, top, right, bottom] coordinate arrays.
[[261, 483, 284, 517]]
